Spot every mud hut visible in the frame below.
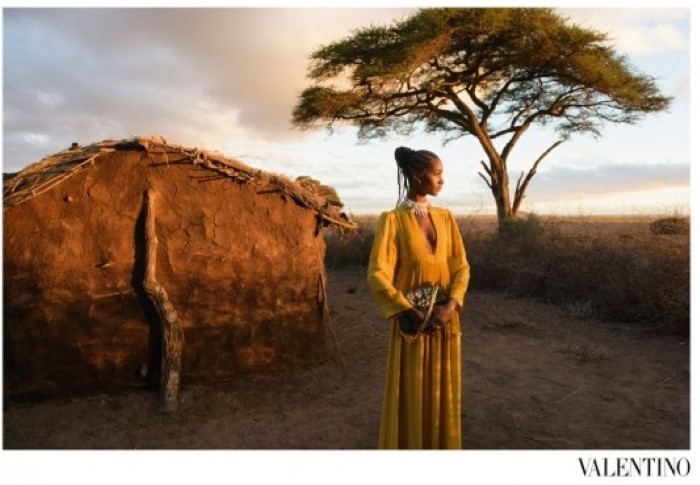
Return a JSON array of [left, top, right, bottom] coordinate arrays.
[[3, 136, 354, 409]]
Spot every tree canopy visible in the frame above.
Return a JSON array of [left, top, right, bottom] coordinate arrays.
[[293, 8, 672, 221]]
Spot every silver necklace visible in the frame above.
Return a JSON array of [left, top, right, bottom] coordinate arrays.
[[398, 197, 431, 218]]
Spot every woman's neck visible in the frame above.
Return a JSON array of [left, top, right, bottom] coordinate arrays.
[[406, 189, 427, 204]]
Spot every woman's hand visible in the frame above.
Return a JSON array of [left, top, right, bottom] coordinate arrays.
[[398, 307, 425, 335], [405, 307, 426, 327], [427, 299, 459, 332]]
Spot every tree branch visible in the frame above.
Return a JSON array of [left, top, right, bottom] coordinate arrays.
[[500, 117, 535, 163], [491, 126, 519, 139], [512, 139, 565, 214], [465, 84, 488, 114], [510, 91, 543, 129], [483, 78, 516, 121], [480, 159, 493, 178], [432, 107, 472, 132], [514, 170, 525, 201], [445, 86, 477, 122], [478, 171, 493, 190], [500, 85, 581, 162]]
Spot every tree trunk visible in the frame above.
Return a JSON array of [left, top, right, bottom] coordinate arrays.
[[493, 181, 514, 227], [472, 124, 518, 229], [487, 156, 515, 229]]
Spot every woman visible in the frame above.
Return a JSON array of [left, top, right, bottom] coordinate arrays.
[[367, 146, 470, 449]]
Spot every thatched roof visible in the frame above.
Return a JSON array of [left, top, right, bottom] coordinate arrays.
[[3, 135, 355, 229]]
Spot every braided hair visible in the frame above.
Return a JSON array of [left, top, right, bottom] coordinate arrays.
[[394, 146, 441, 206]]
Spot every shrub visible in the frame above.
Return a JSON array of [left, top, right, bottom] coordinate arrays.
[[324, 215, 376, 268], [497, 213, 545, 241], [650, 217, 690, 235]]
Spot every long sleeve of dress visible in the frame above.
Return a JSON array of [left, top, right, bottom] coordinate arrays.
[[446, 211, 470, 309], [367, 211, 413, 319]]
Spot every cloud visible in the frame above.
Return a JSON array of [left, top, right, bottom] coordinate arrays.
[[529, 162, 689, 202], [2, 8, 415, 170], [613, 22, 687, 55], [558, 8, 688, 55]]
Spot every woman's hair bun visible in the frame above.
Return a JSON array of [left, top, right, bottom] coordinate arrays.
[[394, 146, 414, 166]]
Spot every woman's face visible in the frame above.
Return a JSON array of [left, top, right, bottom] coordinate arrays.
[[413, 158, 444, 196]]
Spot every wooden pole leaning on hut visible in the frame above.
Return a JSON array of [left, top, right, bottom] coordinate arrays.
[[142, 189, 184, 413]]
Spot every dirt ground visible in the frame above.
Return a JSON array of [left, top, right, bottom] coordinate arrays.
[[2, 267, 689, 449]]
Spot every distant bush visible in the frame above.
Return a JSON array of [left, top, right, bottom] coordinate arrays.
[[497, 213, 545, 241], [324, 215, 378, 268], [325, 213, 689, 335], [650, 217, 689, 235]]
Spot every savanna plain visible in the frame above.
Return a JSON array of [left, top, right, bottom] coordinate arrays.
[[3, 213, 690, 449]]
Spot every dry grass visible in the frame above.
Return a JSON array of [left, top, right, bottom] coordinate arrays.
[[324, 215, 379, 268], [324, 212, 690, 335], [480, 313, 540, 334], [557, 335, 610, 364]]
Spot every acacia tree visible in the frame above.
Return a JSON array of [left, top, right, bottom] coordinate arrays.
[[292, 8, 671, 224]]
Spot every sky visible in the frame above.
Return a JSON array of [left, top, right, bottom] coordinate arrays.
[[1, 4, 692, 216]]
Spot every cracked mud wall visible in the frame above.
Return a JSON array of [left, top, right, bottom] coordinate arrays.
[[3, 150, 328, 397]]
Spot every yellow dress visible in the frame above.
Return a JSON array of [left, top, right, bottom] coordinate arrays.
[[367, 206, 470, 449]]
